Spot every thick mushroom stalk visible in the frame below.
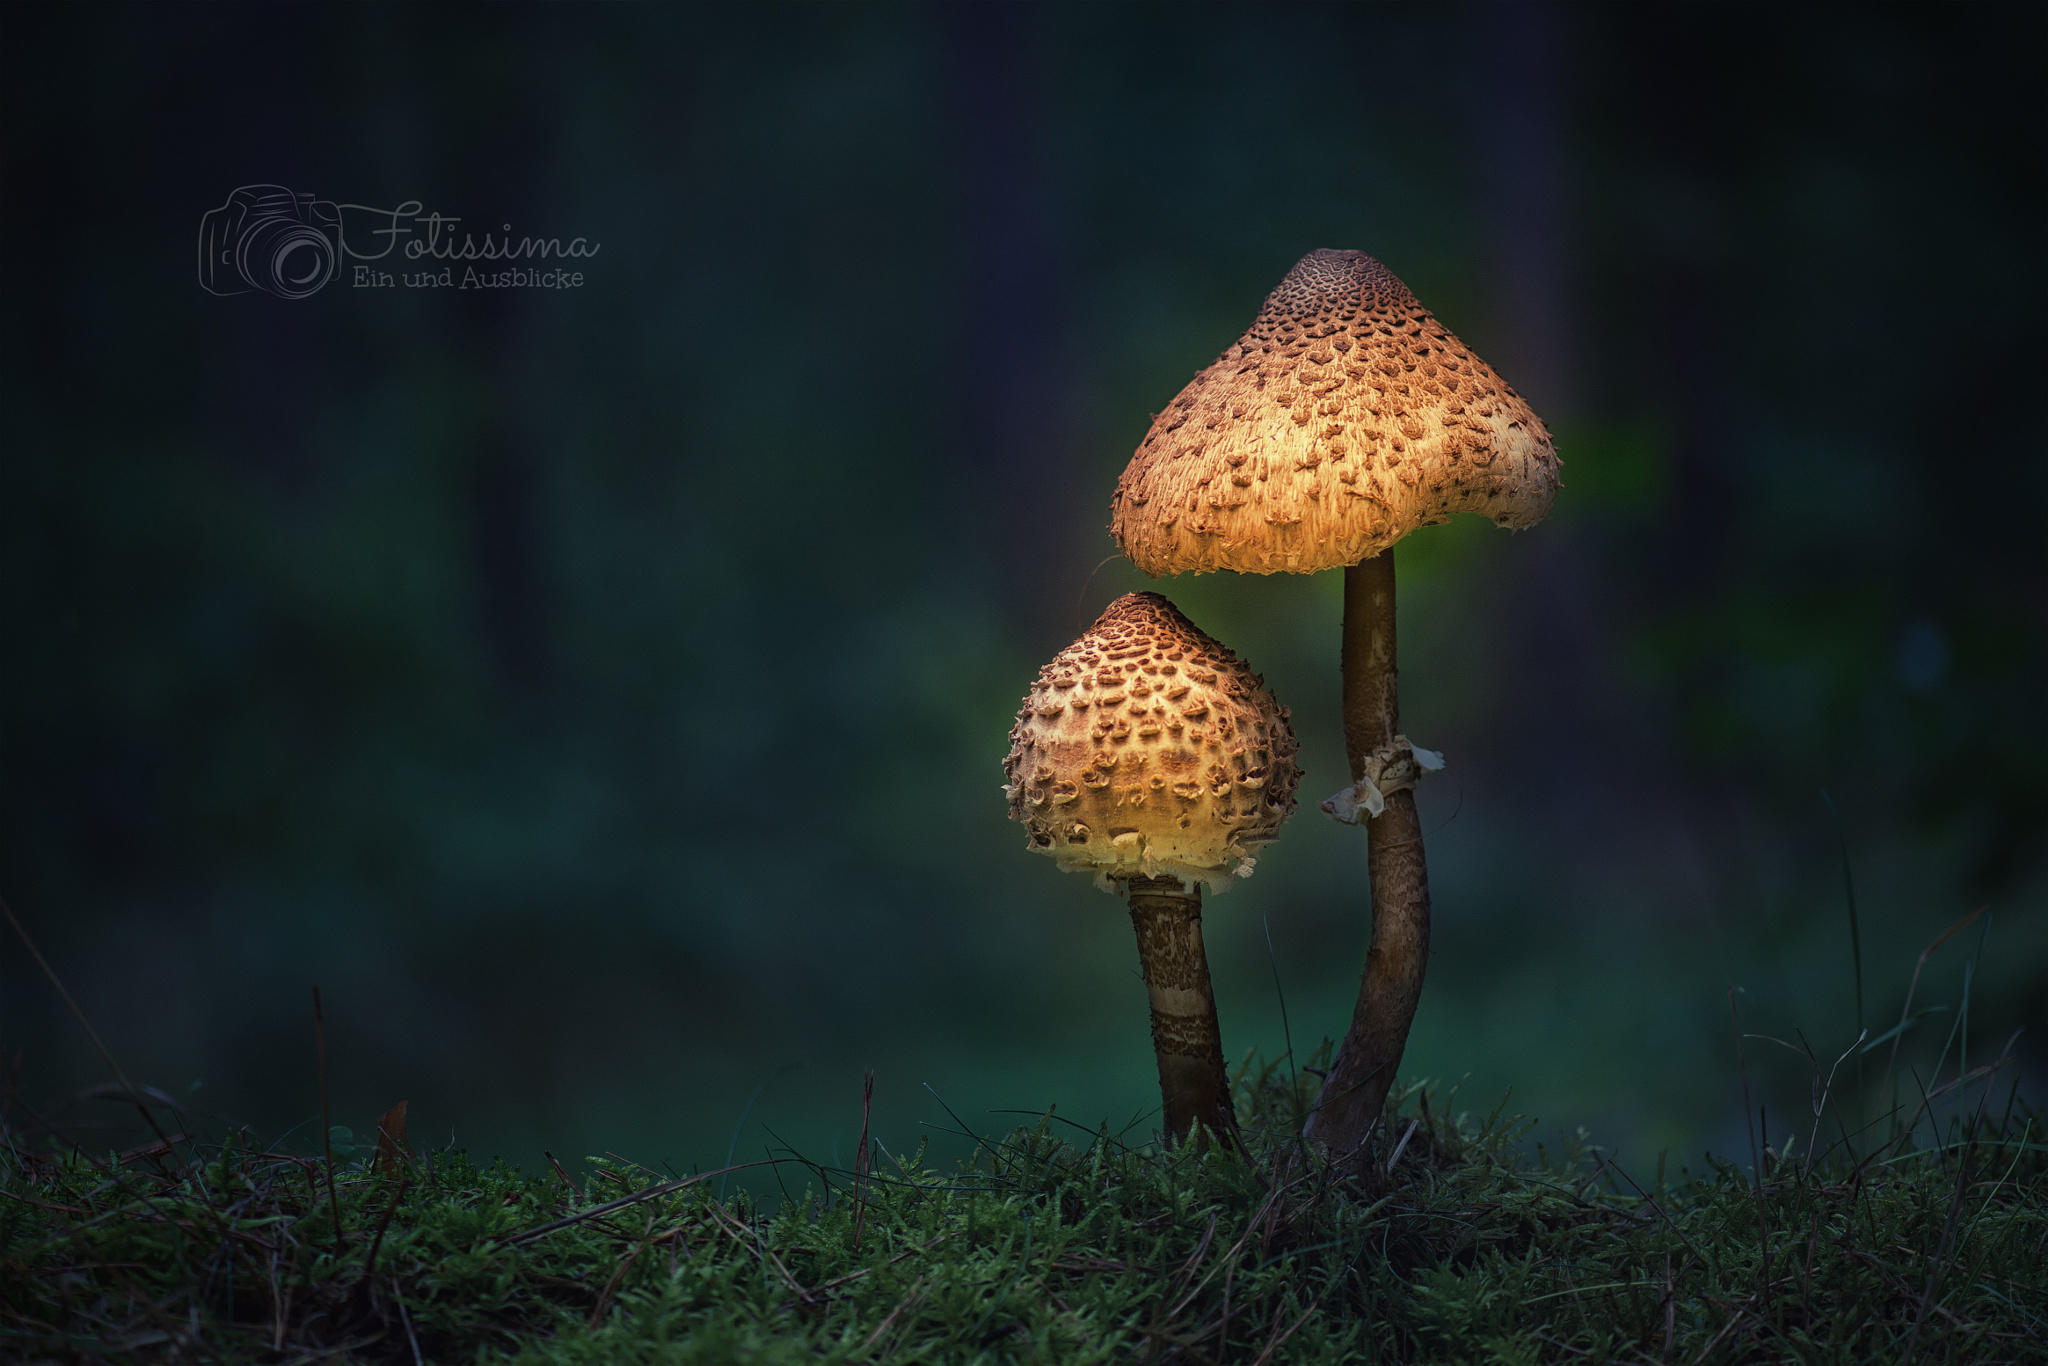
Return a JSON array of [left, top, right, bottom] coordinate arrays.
[[1300, 552, 1429, 1158], [1127, 875, 1238, 1146], [1003, 592, 1300, 1148]]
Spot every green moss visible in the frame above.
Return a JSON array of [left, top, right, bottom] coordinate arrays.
[[4, 1056, 2041, 1364]]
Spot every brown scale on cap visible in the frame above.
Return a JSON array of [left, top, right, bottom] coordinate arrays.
[[1003, 592, 1299, 892], [1111, 249, 1561, 577]]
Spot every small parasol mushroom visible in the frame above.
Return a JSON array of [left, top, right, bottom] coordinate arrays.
[[1004, 591, 1301, 1147]]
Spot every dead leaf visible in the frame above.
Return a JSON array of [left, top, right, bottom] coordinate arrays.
[[372, 1100, 409, 1175]]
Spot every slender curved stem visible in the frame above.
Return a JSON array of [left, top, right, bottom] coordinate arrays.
[[1305, 552, 1432, 1166], [1127, 875, 1238, 1148]]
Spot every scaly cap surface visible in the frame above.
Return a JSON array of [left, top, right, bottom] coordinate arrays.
[[1112, 249, 1560, 576], [1003, 592, 1300, 892]]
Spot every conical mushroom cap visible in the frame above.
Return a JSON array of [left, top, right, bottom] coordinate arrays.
[[1003, 592, 1300, 893], [1111, 249, 1561, 576]]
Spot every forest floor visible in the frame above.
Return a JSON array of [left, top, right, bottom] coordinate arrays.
[[4, 1040, 2043, 1365]]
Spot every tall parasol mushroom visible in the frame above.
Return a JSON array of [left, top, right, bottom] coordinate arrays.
[[1004, 591, 1300, 1147], [1110, 249, 1560, 1165]]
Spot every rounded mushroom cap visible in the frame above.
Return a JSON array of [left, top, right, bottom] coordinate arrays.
[[1112, 248, 1561, 577], [1003, 591, 1300, 893]]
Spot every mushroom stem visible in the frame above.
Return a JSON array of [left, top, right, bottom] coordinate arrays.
[[1307, 552, 1432, 1164], [1126, 875, 1238, 1148]]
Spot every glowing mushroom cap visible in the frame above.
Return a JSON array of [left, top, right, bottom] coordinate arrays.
[[1111, 248, 1561, 577], [1003, 592, 1300, 893]]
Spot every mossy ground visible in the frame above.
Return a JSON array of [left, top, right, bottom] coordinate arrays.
[[3, 1049, 2042, 1365]]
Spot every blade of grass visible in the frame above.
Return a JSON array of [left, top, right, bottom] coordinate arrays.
[[1883, 906, 1985, 1136], [1260, 909, 1297, 1101], [1820, 790, 1864, 1093], [1729, 988, 1772, 1305], [720, 1079, 768, 1202]]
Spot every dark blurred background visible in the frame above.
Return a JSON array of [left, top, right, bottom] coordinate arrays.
[[3, 3, 2043, 1187]]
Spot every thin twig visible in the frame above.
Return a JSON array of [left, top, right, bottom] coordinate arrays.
[[0, 892, 182, 1166], [1661, 1252, 1675, 1363], [543, 1150, 582, 1197], [500, 1159, 802, 1248], [853, 1068, 874, 1252], [313, 987, 343, 1248], [588, 1239, 643, 1329], [704, 1199, 817, 1305], [392, 1278, 425, 1366], [1248, 1290, 1318, 1366], [358, 1171, 410, 1286]]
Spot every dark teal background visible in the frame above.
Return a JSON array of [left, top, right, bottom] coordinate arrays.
[[4, 3, 2042, 1187]]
